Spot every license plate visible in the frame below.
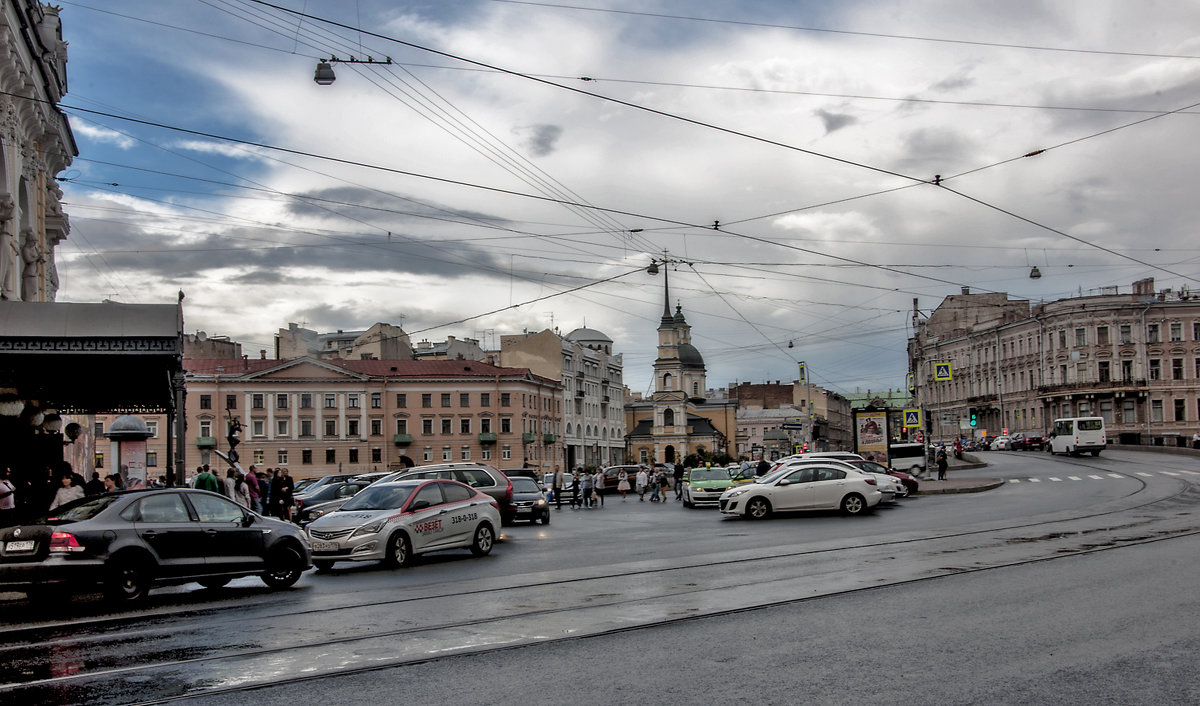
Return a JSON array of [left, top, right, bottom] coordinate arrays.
[[5, 540, 34, 552], [311, 541, 338, 552]]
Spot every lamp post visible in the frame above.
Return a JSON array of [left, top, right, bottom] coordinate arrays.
[[313, 55, 394, 85]]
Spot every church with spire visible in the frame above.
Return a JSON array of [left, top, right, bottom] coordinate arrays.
[[625, 263, 733, 466]]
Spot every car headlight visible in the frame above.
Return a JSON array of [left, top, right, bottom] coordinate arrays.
[[350, 518, 387, 539], [725, 486, 751, 498], [536, 498, 547, 506]]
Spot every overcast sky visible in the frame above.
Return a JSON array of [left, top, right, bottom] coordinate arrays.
[[53, 0, 1200, 396]]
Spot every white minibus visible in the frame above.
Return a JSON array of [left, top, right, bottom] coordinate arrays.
[[887, 443, 928, 473], [1048, 417, 1107, 456]]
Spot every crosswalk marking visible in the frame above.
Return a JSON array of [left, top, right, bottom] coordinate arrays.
[[1136, 473, 1154, 477], [1108, 473, 1122, 478], [1049, 477, 1063, 482], [1161, 471, 1181, 477], [1180, 470, 1200, 476], [1028, 478, 1041, 482], [1068, 476, 1082, 480], [1009, 479, 1020, 483], [1088, 475, 1103, 479], [1005, 472, 1199, 485]]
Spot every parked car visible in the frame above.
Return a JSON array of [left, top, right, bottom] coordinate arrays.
[[305, 480, 499, 571], [681, 465, 739, 508], [846, 459, 918, 496], [718, 463, 882, 519], [350, 471, 393, 485], [993, 436, 1012, 450], [0, 489, 311, 602], [292, 473, 357, 495], [504, 476, 550, 525], [375, 463, 514, 524], [293, 480, 373, 526], [771, 456, 899, 503], [598, 465, 644, 495], [1010, 433, 1046, 451]]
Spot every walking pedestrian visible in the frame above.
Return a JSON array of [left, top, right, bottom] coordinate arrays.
[[636, 466, 649, 501], [193, 464, 220, 493], [50, 473, 83, 511], [658, 469, 670, 505], [649, 468, 662, 502], [0, 467, 16, 528], [244, 466, 262, 513], [617, 469, 630, 501], [580, 468, 593, 509], [674, 463, 685, 500], [84, 472, 105, 496], [231, 471, 250, 508], [278, 468, 295, 521], [551, 465, 565, 509], [936, 446, 948, 480], [756, 457, 771, 476], [569, 470, 582, 509], [592, 468, 605, 507]]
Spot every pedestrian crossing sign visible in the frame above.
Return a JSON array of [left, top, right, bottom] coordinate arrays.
[[934, 362, 953, 381], [903, 409, 921, 428]]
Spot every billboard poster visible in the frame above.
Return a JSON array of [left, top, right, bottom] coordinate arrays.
[[122, 440, 148, 489], [855, 411, 888, 459]]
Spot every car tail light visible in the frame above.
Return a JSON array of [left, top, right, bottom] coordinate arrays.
[[489, 500, 499, 511], [863, 477, 877, 485], [49, 532, 85, 553], [503, 478, 513, 506], [295, 499, 304, 510]]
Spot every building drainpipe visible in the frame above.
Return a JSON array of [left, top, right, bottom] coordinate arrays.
[[1140, 302, 1154, 444], [994, 328, 1005, 433]]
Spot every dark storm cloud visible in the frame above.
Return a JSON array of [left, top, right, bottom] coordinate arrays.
[[815, 109, 857, 134], [280, 185, 512, 226], [514, 124, 563, 157]]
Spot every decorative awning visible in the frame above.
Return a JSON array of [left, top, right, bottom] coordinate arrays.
[[0, 301, 183, 414]]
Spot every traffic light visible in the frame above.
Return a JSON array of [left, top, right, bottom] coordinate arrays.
[[969, 407, 978, 427]]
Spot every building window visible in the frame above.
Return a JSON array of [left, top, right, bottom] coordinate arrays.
[[1120, 325, 1132, 344], [370, 419, 382, 436], [1172, 358, 1184, 380], [442, 446, 452, 461], [300, 393, 312, 409], [93, 421, 104, 437], [146, 451, 157, 468], [225, 394, 237, 410], [460, 418, 471, 434], [1122, 400, 1135, 424], [276, 419, 288, 437], [200, 394, 212, 409], [458, 393, 469, 407], [441, 393, 451, 408], [94, 451, 104, 468], [397, 393, 407, 407], [423, 446, 432, 462], [324, 394, 337, 409], [252, 394, 265, 410], [1058, 331, 1066, 348], [441, 418, 452, 434], [146, 421, 158, 438], [254, 449, 264, 464], [276, 393, 288, 409], [501, 418, 512, 434], [300, 419, 313, 437], [481, 393, 490, 407], [461, 445, 470, 460], [1174, 399, 1186, 422], [347, 394, 360, 409], [277, 449, 288, 465], [1096, 326, 1109, 346], [501, 444, 512, 460], [481, 447, 492, 460], [1122, 359, 1133, 381], [1147, 323, 1160, 344], [251, 420, 264, 437], [371, 447, 382, 463], [349, 448, 359, 463], [1151, 399, 1163, 423], [1149, 359, 1161, 381], [1074, 328, 1086, 347], [326, 448, 336, 463], [200, 420, 213, 437], [422, 419, 433, 435], [325, 419, 337, 436], [1194, 321, 1200, 341], [371, 392, 382, 409], [422, 394, 432, 408], [1098, 361, 1110, 383], [348, 419, 360, 437], [396, 419, 408, 434], [501, 393, 511, 407], [302, 449, 312, 464], [1170, 322, 1182, 342], [480, 417, 492, 433]]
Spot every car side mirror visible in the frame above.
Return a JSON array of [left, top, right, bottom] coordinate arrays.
[[410, 499, 431, 511], [241, 514, 256, 527], [778, 479, 791, 486]]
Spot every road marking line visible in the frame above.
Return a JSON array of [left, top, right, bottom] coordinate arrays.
[[1088, 475, 1104, 479], [1068, 476, 1082, 481], [1009, 479, 1021, 483], [1107, 474, 1122, 478], [1049, 477, 1063, 482], [1136, 473, 1154, 477], [1028, 478, 1041, 482], [1179, 470, 1200, 476], [1161, 471, 1180, 476]]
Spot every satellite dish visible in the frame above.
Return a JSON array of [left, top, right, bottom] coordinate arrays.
[[196, 331, 207, 342]]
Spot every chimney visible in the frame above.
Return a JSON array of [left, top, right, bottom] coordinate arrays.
[[961, 287, 970, 295], [260, 349, 266, 359]]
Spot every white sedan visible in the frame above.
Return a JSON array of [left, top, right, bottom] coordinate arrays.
[[306, 479, 500, 571], [719, 464, 883, 519]]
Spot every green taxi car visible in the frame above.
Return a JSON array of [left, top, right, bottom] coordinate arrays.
[[682, 465, 740, 508]]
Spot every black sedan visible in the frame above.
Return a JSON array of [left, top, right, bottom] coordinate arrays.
[[293, 480, 372, 526], [504, 476, 550, 525], [0, 488, 312, 602]]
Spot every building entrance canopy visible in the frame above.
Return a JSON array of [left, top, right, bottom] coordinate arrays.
[[0, 302, 183, 414]]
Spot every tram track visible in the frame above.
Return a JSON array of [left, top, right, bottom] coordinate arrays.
[[1, 452, 1197, 704]]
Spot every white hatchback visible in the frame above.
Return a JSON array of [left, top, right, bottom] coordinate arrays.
[[306, 479, 500, 571], [719, 463, 883, 519]]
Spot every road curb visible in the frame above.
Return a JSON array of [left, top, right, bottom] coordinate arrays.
[[915, 478, 1005, 495]]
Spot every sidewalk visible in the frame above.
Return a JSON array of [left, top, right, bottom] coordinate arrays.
[[914, 455, 1003, 494]]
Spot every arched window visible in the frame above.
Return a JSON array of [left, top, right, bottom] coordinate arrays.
[[663, 408, 675, 427], [693, 381, 699, 396], [662, 373, 673, 390]]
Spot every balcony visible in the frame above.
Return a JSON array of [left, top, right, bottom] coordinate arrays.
[[575, 390, 585, 398], [392, 434, 413, 446], [195, 436, 217, 449], [522, 432, 536, 444], [543, 433, 557, 444], [478, 432, 497, 444], [1037, 379, 1147, 397]]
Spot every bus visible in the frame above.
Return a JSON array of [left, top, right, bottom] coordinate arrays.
[[887, 442, 927, 474], [1048, 417, 1107, 456]]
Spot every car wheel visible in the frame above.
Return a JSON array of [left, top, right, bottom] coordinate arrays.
[[313, 560, 335, 572], [104, 555, 153, 602], [841, 493, 868, 515], [261, 546, 304, 589], [540, 512, 550, 525], [470, 523, 495, 557], [198, 577, 231, 590], [745, 496, 771, 520], [385, 531, 412, 568]]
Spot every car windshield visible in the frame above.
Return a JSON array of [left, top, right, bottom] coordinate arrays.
[[41, 494, 124, 523], [756, 468, 792, 484], [339, 485, 415, 511], [510, 477, 541, 493], [855, 461, 889, 474], [293, 479, 317, 493], [690, 467, 729, 481]]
